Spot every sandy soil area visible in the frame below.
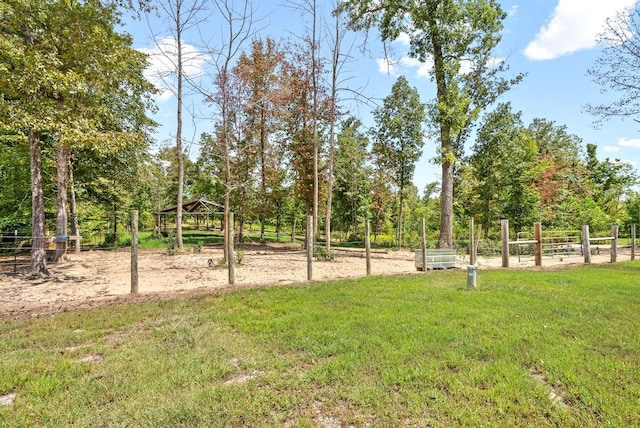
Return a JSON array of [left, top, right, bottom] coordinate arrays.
[[0, 244, 630, 319]]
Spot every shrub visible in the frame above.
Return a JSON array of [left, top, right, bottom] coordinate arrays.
[[102, 233, 117, 247], [372, 234, 395, 249], [119, 237, 132, 247], [313, 246, 335, 262], [193, 242, 203, 253], [236, 250, 244, 264]]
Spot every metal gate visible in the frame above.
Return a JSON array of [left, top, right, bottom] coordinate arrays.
[[515, 230, 582, 263]]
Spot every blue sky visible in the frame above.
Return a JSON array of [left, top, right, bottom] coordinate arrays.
[[124, 0, 640, 194]]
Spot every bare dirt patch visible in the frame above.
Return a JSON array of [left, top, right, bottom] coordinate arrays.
[[0, 245, 628, 319]]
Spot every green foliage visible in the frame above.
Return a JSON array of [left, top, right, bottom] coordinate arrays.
[[623, 194, 640, 230], [0, 135, 32, 231], [585, 143, 638, 223], [313, 246, 335, 261], [192, 242, 203, 253], [119, 237, 132, 247], [551, 196, 611, 233], [101, 233, 117, 247], [372, 76, 425, 248], [372, 233, 395, 248], [235, 250, 245, 264], [0, 0, 155, 269], [340, 0, 523, 248], [469, 103, 540, 231], [333, 118, 372, 237], [371, 76, 425, 192]]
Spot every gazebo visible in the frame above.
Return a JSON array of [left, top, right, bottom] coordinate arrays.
[[155, 198, 224, 232]]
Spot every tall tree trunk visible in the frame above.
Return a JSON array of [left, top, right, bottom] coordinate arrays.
[[175, 2, 185, 251], [431, 27, 454, 249], [68, 157, 80, 252], [260, 109, 267, 244], [113, 201, 117, 237], [325, 8, 340, 252], [397, 191, 404, 249], [224, 163, 230, 263], [437, 156, 454, 248], [29, 131, 48, 277], [54, 139, 68, 262], [311, 0, 319, 245]]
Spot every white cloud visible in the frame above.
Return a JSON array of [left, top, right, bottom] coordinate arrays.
[[138, 37, 207, 102], [395, 32, 411, 46], [376, 55, 432, 78], [399, 56, 433, 77], [508, 5, 519, 17], [524, 0, 639, 60], [618, 137, 640, 148], [377, 57, 395, 75], [377, 53, 500, 79], [603, 145, 621, 152]]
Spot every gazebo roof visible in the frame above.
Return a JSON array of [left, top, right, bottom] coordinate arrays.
[[156, 198, 224, 215]]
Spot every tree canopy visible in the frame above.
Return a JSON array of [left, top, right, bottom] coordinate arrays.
[[339, 0, 523, 248]]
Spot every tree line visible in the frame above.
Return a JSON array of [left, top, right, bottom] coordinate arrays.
[[1, 0, 639, 277]]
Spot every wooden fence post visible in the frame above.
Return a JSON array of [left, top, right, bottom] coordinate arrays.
[[582, 225, 591, 264], [469, 217, 475, 266], [131, 210, 138, 294], [365, 218, 371, 276], [421, 217, 428, 272], [632, 224, 636, 261], [534, 222, 542, 267], [474, 224, 482, 264], [611, 225, 618, 263], [307, 215, 313, 281], [228, 212, 235, 285], [501, 219, 509, 268]]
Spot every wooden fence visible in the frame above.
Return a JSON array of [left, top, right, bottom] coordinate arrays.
[[499, 220, 623, 268]]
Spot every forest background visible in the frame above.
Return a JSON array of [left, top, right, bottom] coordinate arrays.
[[2, 0, 640, 276]]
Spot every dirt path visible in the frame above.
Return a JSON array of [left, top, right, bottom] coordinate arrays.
[[0, 245, 629, 319]]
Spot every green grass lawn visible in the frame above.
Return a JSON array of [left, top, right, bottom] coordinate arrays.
[[1, 263, 639, 426]]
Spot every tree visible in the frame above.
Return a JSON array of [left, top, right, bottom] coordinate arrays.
[[73, 140, 152, 241], [587, 4, 640, 126], [154, 145, 197, 207], [149, 0, 208, 251], [333, 118, 371, 239], [1, 0, 155, 275], [586, 143, 638, 221], [339, 0, 523, 248], [368, 164, 392, 242], [47, 1, 154, 260], [526, 119, 589, 225], [286, 0, 325, 244], [371, 76, 425, 248], [234, 37, 286, 243], [280, 39, 329, 228], [207, 0, 256, 262], [323, 0, 360, 250], [469, 103, 539, 233], [0, 128, 31, 231]]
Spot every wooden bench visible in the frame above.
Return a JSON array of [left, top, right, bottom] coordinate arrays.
[[415, 248, 457, 270]]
